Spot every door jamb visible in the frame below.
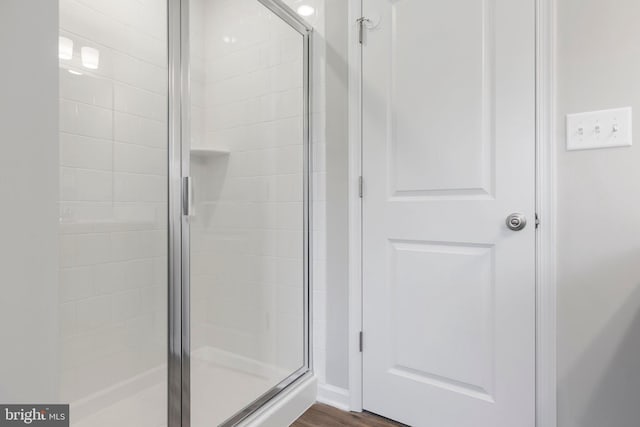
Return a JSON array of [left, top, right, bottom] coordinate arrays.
[[347, 0, 364, 413], [346, 1, 557, 426], [534, 0, 557, 426]]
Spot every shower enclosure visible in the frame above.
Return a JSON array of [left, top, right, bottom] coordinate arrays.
[[57, 0, 312, 425]]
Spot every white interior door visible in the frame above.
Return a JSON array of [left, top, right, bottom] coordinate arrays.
[[361, 0, 536, 426]]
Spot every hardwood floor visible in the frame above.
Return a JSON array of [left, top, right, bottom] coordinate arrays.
[[292, 404, 406, 427]]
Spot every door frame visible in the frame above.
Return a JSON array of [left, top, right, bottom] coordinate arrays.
[[346, 1, 557, 426]]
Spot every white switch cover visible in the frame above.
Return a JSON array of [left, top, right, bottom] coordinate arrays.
[[566, 107, 632, 151]]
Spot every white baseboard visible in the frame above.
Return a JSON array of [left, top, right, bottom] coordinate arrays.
[[239, 373, 317, 427], [317, 383, 350, 412]]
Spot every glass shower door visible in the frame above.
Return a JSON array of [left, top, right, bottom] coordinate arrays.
[[187, 0, 311, 425], [58, 0, 169, 425]]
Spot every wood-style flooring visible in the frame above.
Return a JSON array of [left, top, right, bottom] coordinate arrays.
[[292, 404, 406, 427]]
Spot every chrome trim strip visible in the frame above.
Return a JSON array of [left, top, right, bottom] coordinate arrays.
[[167, 0, 183, 426], [180, 0, 192, 425], [303, 18, 313, 379], [220, 368, 311, 427], [257, 0, 313, 34]]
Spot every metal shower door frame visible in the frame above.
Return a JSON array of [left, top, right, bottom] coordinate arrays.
[[168, 0, 313, 425]]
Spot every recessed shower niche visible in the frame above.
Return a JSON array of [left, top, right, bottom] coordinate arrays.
[[189, 148, 230, 227]]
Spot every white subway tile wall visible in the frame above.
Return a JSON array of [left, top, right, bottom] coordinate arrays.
[[58, 0, 168, 416]]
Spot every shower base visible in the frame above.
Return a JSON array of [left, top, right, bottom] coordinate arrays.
[[71, 347, 291, 427]]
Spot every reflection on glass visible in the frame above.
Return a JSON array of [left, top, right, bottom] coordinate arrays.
[[189, 0, 306, 424], [296, 4, 315, 16], [80, 46, 99, 70], [59, 36, 73, 60]]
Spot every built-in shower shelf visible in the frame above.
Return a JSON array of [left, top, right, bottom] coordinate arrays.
[[190, 147, 230, 158]]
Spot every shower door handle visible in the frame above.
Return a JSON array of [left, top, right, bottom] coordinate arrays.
[[183, 176, 194, 217]]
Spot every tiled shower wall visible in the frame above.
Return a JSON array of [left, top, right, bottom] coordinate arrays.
[[58, 0, 168, 403]]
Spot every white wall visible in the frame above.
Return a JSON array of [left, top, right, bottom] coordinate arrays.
[[0, 0, 59, 403], [321, 0, 350, 390], [556, 1, 640, 426]]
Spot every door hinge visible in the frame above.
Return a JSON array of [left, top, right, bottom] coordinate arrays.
[[358, 176, 364, 198], [359, 331, 363, 352], [535, 213, 540, 229], [357, 17, 371, 44]]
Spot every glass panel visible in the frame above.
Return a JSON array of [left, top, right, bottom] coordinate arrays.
[[189, 0, 307, 424], [58, 0, 168, 425]]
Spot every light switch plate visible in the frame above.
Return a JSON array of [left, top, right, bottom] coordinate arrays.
[[566, 107, 632, 151]]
